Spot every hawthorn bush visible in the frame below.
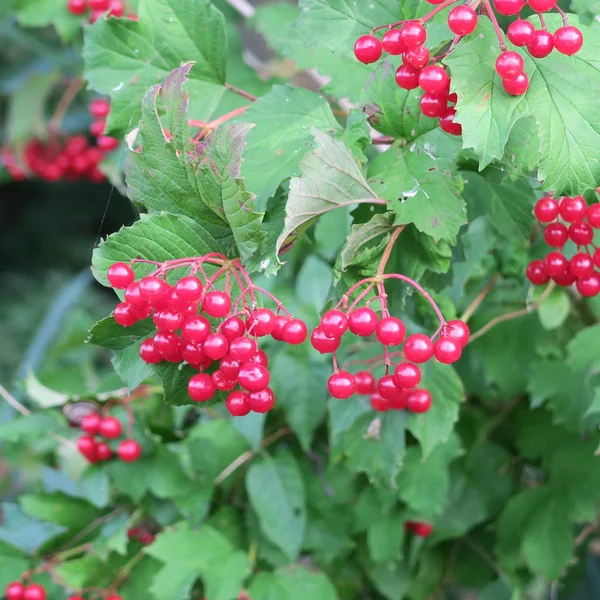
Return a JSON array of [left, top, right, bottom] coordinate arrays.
[[2, 0, 600, 599]]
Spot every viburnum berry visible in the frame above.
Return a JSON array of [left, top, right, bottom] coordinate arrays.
[[90, 119, 106, 137], [526, 260, 550, 285], [328, 371, 356, 399], [271, 315, 289, 341], [238, 363, 270, 392], [577, 274, 600, 297], [400, 23, 426, 48], [507, 20, 536, 46], [406, 389, 432, 413], [99, 416, 122, 439], [139, 339, 164, 364], [354, 35, 383, 64], [212, 370, 236, 392], [394, 363, 421, 388], [188, 373, 216, 402], [226, 390, 251, 416], [355, 371, 376, 394], [569, 253, 594, 278], [23, 585, 47, 600], [553, 26, 584, 56], [203, 333, 229, 360], [406, 521, 434, 537], [251, 349, 269, 367], [395, 64, 421, 90], [404, 333, 434, 363], [377, 375, 404, 401], [528, 30, 554, 59], [81, 412, 101, 435], [420, 93, 448, 118], [446, 319, 470, 347], [248, 388, 275, 413], [97, 135, 120, 152], [594, 249, 600, 268], [107, 262, 134, 289], [90, 0, 110, 9], [153, 309, 184, 332], [77, 435, 97, 460], [543, 222, 568, 248], [125, 282, 148, 309], [282, 319, 308, 344], [139, 276, 170, 305], [553, 271, 577, 287], [96, 442, 112, 461], [105, 596, 123, 600], [108, 0, 125, 17], [117, 439, 142, 462], [181, 341, 209, 366], [544, 251, 568, 277], [528, 0, 557, 10], [433, 336, 462, 364], [439, 108, 462, 136], [382, 28, 405, 55], [5, 583, 25, 600], [174, 275, 202, 301], [403, 45, 430, 70], [370, 392, 389, 412], [220, 316, 246, 341], [569, 222, 594, 246], [419, 65, 450, 94], [230, 336, 258, 361], [348, 307, 378, 336], [560, 196, 588, 223], [220, 354, 243, 379], [247, 308, 276, 336], [502, 72, 529, 96], [447, 5, 478, 36], [320, 309, 349, 338], [495, 52, 524, 80], [202, 290, 231, 318], [375, 316, 406, 346], [114, 303, 137, 327], [153, 331, 181, 356], [67, 0, 88, 15], [182, 315, 211, 343], [494, 0, 524, 15], [89, 98, 111, 118], [311, 327, 342, 353], [587, 204, 600, 229], [534, 197, 559, 223]]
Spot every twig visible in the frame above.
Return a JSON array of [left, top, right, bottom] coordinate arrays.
[[225, 83, 257, 102], [575, 521, 599, 547], [57, 507, 126, 552], [48, 78, 84, 134], [460, 274, 500, 323], [462, 536, 503, 578], [377, 226, 405, 277], [215, 427, 292, 485], [109, 549, 145, 591]]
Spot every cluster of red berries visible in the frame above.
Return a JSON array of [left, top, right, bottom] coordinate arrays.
[[311, 303, 469, 413], [76, 412, 141, 463], [405, 521, 433, 537], [4, 583, 47, 600], [354, 0, 584, 132], [107, 256, 308, 417], [527, 197, 600, 297], [127, 526, 155, 545], [66, 0, 129, 22]]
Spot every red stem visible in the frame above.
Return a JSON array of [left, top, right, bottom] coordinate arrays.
[[371, 0, 460, 33], [482, 0, 507, 51]]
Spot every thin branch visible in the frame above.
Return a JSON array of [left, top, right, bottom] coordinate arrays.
[[48, 78, 84, 134], [460, 274, 500, 323], [57, 507, 125, 552], [377, 226, 405, 277], [575, 521, 599, 547], [225, 83, 257, 102]]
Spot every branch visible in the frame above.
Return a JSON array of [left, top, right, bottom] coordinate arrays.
[[460, 274, 500, 323]]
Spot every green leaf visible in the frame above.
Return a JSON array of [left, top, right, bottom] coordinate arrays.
[[567, 323, 600, 372], [53, 556, 107, 591], [154, 363, 203, 407], [538, 287, 571, 330], [77, 468, 110, 509], [276, 130, 381, 257], [328, 396, 371, 457], [0, 412, 63, 442], [20, 493, 101, 529], [248, 565, 339, 600], [341, 212, 395, 270], [365, 563, 410, 600], [0, 503, 66, 553], [246, 450, 306, 561], [25, 373, 69, 408], [0, 541, 29, 592], [15, 0, 80, 40], [367, 511, 405, 563], [367, 143, 466, 243], [296, 255, 332, 312], [87, 316, 155, 351], [112, 340, 153, 390], [146, 521, 251, 600], [240, 86, 341, 210]]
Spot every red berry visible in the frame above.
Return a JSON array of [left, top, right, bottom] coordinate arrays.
[[395, 64, 421, 90], [320, 310, 348, 338], [124, 282, 147, 309], [594, 249, 600, 268], [526, 260, 550, 285], [569, 253, 594, 278], [108, 0, 124, 17], [404, 333, 434, 363], [554, 26, 584, 56], [97, 135, 119, 152], [544, 222, 568, 247], [377, 375, 403, 401], [528, 0, 557, 10], [153, 309, 184, 332], [528, 30, 554, 59], [394, 363, 421, 388], [220, 354, 243, 379], [494, 0, 525, 14], [139, 339, 163, 364], [439, 108, 462, 136], [403, 45, 430, 70], [503, 72, 529, 96], [182, 315, 211, 343], [446, 319, 470, 347], [370, 392, 389, 412], [203, 333, 229, 360], [400, 23, 426, 48], [560, 196, 587, 223], [348, 307, 379, 336], [251, 350, 269, 367], [153, 331, 181, 356], [376, 316, 406, 346], [382, 28, 405, 55], [181, 341, 206, 365], [174, 275, 202, 302], [507, 20, 536, 46], [247, 308, 276, 336], [221, 316, 246, 341], [96, 442, 112, 461], [107, 262, 134, 289], [201, 291, 231, 318], [139, 276, 170, 306], [354, 35, 383, 64], [576, 274, 600, 297], [311, 327, 341, 353], [238, 363, 270, 392], [248, 388, 275, 413], [90, 119, 106, 137], [544, 251, 568, 277], [137, 532, 154, 545], [105, 596, 123, 600], [355, 371, 376, 395], [408, 521, 434, 537], [534, 197, 559, 223], [447, 5, 478, 36], [81, 412, 101, 435], [188, 373, 216, 402], [226, 391, 251, 417], [5, 584, 24, 600], [328, 371, 357, 399], [89, 98, 110, 118], [90, 0, 109, 8], [68, 596, 85, 600], [420, 93, 448, 118], [114, 303, 138, 327], [587, 204, 600, 229], [282, 319, 308, 345], [569, 222, 594, 246], [67, 0, 87, 14], [406, 389, 432, 413], [229, 336, 258, 361], [23, 585, 46, 600], [99, 416, 122, 439], [552, 271, 577, 287], [433, 336, 462, 364], [419, 65, 450, 94], [496, 51, 524, 80], [117, 439, 141, 462], [271, 315, 290, 341], [212, 370, 236, 392], [77, 435, 97, 459]]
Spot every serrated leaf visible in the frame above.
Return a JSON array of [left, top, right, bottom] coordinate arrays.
[[87, 316, 155, 351], [25, 372, 69, 408], [0, 504, 66, 554], [567, 323, 600, 372], [365, 562, 410, 600], [367, 511, 405, 563], [246, 450, 306, 561], [538, 287, 570, 330], [15, 0, 80, 41], [328, 395, 371, 458], [154, 363, 204, 407], [341, 212, 395, 270], [0, 541, 29, 593], [0, 412, 63, 442], [112, 340, 153, 390], [20, 493, 101, 529], [248, 566, 339, 600], [53, 555, 107, 591]]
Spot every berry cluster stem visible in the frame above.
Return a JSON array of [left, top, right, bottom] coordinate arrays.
[[482, 0, 507, 51]]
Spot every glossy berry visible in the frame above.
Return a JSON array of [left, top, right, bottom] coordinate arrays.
[[23, 585, 46, 600], [587, 204, 600, 229], [403, 45, 430, 69], [67, 0, 87, 15], [560, 196, 587, 223], [553, 271, 577, 287], [569, 222, 594, 246], [496, 52, 524, 80], [90, 0, 110, 9], [328, 371, 357, 399], [348, 307, 379, 336], [108, 0, 124, 16], [212, 370, 236, 391], [107, 262, 134, 289], [354, 35, 383, 64], [96, 442, 112, 461], [439, 108, 462, 136], [97, 136, 119, 152], [528, 0, 557, 10], [526, 260, 550, 285], [377, 375, 404, 402], [153, 309, 183, 332], [219, 354, 243, 379], [139, 339, 164, 364], [376, 316, 406, 346], [406, 521, 434, 537], [394, 363, 421, 388], [528, 30, 554, 59], [400, 23, 426, 48], [153, 331, 181, 356], [81, 412, 101, 435], [406, 388, 432, 413], [494, 0, 524, 14], [248, 388, 275, 413], [503, 72, 529, 96], [569, 253, 594, 278], [321, 310, 349, 338], [238, 363, 270, 392], [446, 319, 470, 348], [114, 303, 137, 327], [370, 392, 389, 412], [544, 252, 568, 277], [230, 336, 258, 361], [202, 291, 231, 318], [507, 20, 536, 46], [433, 336, 462, 364], [271, 315, 290, 341], [534, 197, 559, 223], [181, 341, 207, 365], [576, 274, 600, 297], [311, 327, 342, 353], [419, 65, 450, 94], [89, 98, 110, 118], [282, 319, 308, 345], [447, 5, 477, 36], [247, 308, 276, 336], [203, 333, 229, 360], [117, 439, 142, 462], [139, 276, 170, 305], [543, 222, 568, 247], [395, 64, 421, 90], [554, 26, 584, 56], [226, 391, 251, 417], [251, 349, 269, 367], [175, 275, 202, 301], [182, 315, 211, 343], [105, 596, 123, 600], [99, 416, 122, 439], [595, 249, 600, 268], [355, 371, 376, 395], [77, 435, 97, 460], [124, 282, 147, 308], [404, 333, 434, 363], [188, 373, 216, 402], [382, 28, 405, 55], [5, 583, 25, 600], [221, 316, 246, 341], [420, 93, 448, 118]]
